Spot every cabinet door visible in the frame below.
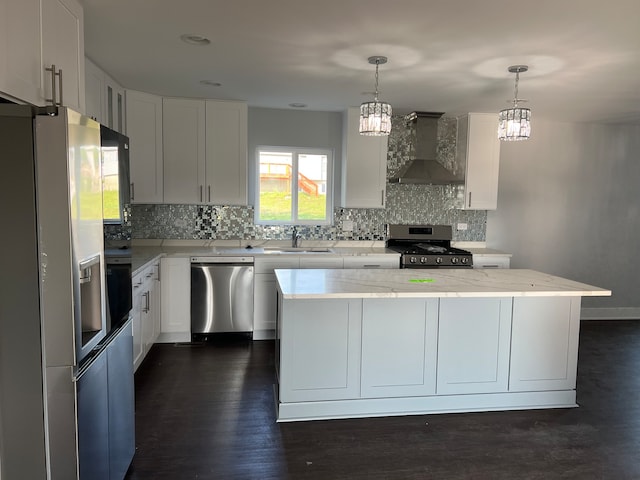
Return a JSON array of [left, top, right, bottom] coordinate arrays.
[[509, 297, 581, 392], [361, 298, 438, 397], [458, 113, 501, 210], [150, 262, 161, 344], [41, 0, 85, 113], [253, 274, 277, 339], [104, 73, 126, 134], [205, 100, 248, 205], [126, 90, 163, 203], [131, 275, 144, 371], [0, 0, 42, 105], [84, 58, 104, 123], [279, 298, 362, 402], [159, 257, 190, 342], [341, 107, 388, 208], [163, 98, 206, 203], [437, 297, 512, 394]]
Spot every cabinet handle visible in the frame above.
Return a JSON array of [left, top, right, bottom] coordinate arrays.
[[199, 185, 203, 202], [155, 265, 160, 282], [381, 190, 384, 207], [131, 183, 135, 201], [143, 292, 150, 312], [45, 64, 63, 106], [468, 191, 472, 208], [58, 68, 63, 106], [208, 185, 211, 202]]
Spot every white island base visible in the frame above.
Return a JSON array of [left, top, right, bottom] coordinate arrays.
[[274, 269, 611, 422]]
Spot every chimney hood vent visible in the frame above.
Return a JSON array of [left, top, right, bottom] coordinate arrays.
[[388, 111, 464, 185]]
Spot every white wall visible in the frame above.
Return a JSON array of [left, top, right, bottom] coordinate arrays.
[[247, 107, 343, 205], [487, 119, 640, 317]]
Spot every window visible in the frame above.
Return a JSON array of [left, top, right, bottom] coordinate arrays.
[[256, 146, 332, 224], [101, 145, 122, 222]]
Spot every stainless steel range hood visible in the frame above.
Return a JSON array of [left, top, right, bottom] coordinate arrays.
[[388, 111, 464, 185]]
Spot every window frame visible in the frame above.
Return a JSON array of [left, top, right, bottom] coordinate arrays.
[[255, 145, 333, 226]]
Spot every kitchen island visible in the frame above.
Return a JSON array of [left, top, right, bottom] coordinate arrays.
[[274, 268, 611, 422]]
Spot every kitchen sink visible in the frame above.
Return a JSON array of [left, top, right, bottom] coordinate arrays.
[[262, 247, 333, 254]]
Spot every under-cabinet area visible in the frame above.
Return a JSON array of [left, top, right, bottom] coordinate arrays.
[[274, 268, 610, 422]]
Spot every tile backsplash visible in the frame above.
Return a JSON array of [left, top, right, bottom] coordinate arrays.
[[107, 115, 486, 243]]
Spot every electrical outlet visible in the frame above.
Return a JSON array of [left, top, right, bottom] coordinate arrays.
[[457, 222, 468, 231], [342, 220, 354, 232]]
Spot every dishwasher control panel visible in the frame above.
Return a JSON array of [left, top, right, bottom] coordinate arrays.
[[190, 256, 254, 264]]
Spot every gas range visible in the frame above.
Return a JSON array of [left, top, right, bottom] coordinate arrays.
[[386, 224, 473, 269]]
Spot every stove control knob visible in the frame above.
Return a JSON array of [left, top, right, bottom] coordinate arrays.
[[410, 256, 417, 264], [451, 257, 459, 264], [436, 257, 443, 264], [461, 257, 469, 264], [420, 257, 427, 264]]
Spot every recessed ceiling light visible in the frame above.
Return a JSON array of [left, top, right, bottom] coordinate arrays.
[[180, 34, 211, 46], [289, 103, 307, 108], [200, 80, 222, 87]]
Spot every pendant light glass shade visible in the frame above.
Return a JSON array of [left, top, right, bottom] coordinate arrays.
[[498, 65, 531, 141], [359, 56, 392, 136], [359, 101, 392, 136]]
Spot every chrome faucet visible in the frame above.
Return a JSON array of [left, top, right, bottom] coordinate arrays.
[[292, 227, 301, 248]]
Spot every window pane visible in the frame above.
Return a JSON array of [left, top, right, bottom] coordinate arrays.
[[297, 154, 327, 221], [259, 151, 293, 222], [102, 146, 121, 221]]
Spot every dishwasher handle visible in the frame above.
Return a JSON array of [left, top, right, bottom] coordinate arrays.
[[190, 256, 254, 264]]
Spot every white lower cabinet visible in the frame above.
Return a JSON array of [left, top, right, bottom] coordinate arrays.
[[132, 261, 161, 371], [131, 274, 144, 370], [278, 298, 362, 403], [253, 256, 300, 340], [361, 298, 438, 397], [436, 297, 513, 394], [254, 254, 399, 340], [509, 297, 581, 392], [159, 257, 190, 343]]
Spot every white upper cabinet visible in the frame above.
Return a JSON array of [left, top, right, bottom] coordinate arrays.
[[41, 0, 85, 113], [456, 113, 501, 210], [85, 58, 126, 133], [341, 107, 388, 208], [104, 73, 125, 133], [84, 57, 104, 122], [0, 0, 85, 112], [125, 90, 163, 203], [0, 0, 42, 105], [162, 97, 206, 203], [161, 98, 247, 205], [205, 99, 248, 205]]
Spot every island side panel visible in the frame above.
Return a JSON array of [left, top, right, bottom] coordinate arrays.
[[436, 297, 513, 395], [361, 298, 438, 398], [278, 298, 362, 403], [509, 296, 581, 392]]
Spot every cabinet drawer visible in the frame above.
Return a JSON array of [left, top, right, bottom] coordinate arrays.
[[343, 255, 399, 269], [473, 256, 511, 269], [254, 256, 300, 274]]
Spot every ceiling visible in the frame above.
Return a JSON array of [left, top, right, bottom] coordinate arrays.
[[82, 0, 640, 124]]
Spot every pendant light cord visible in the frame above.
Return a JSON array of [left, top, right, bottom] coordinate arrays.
[[374, 59, 380, 102]]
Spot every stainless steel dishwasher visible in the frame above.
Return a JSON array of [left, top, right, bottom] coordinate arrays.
[[190, 256, 254, 339]]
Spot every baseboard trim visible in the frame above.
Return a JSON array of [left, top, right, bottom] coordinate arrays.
[[581, 307, 640, 320]]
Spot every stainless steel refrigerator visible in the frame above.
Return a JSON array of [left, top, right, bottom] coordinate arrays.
[[0, 105, 134, 479]]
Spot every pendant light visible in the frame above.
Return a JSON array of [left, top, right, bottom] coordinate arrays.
[[359, 56, 392, 136], [498, 65, 531, 141]]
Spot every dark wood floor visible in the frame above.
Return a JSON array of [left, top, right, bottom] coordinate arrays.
[[124, 321, 640, 480]]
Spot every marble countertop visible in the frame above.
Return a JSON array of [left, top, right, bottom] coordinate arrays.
[[116, 243, 399, 276], [274, 268, 611, 299]]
